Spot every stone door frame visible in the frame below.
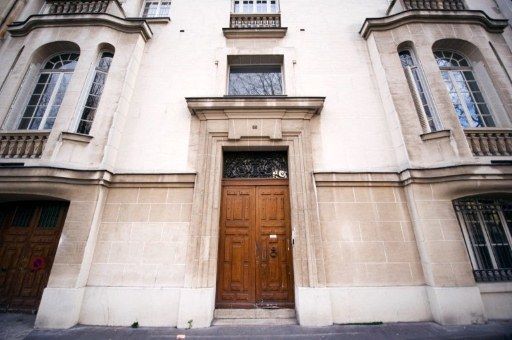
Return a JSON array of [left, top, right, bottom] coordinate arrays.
[[178, 97, 331, 327]]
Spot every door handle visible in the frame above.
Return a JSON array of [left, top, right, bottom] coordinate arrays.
[[270, 247, 277, 258]]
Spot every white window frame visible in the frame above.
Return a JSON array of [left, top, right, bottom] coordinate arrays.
[[14, 52, 78, 131], [399, 49, 442, 132], [455, 198, 512, 272], [227, 63, 285, 96], [435, 50, 496, 128], [73, 50, 113, 135], [232, 0, 280, 14], [140, 0, 171, 18]]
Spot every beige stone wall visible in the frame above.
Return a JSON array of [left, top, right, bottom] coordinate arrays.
[[88, 187, 193, 287], [318, 186, 424, 286]]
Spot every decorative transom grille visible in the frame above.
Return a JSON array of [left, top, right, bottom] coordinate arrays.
[[223, 151, 288, 179]]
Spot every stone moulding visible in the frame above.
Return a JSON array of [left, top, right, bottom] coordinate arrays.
[[0, 166, 196, 188], [186, 96, 325, 118], [359, 10, 508, 39], [222, 27, 288, 39], [314, 164, 512, 187], [8, 13, 153, 41]]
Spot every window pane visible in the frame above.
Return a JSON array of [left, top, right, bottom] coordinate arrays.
[[77, 53, 114, 135], [159, 1, 171, 16], [243, 0, 253, 13], [12, 205, 35, 227], [270, 0, 277, 12], [461, 209, 493, 269], [229, 65, 282, 96], [38, 204, 61, 229], [257, 0, 267, 12]]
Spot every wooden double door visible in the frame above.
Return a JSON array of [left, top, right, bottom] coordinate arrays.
[[216, 179, 294, 308], [0, 201, 68, 312]]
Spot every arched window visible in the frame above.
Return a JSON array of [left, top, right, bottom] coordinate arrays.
[[76, 51, 114, 135], [17, 53, 79, 130], [434, 50, 495, 128], [399, 49, 440, 132], [454, 196, 512, 282]]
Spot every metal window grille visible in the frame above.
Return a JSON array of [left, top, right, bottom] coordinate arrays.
[[454, 197, 512, 282]]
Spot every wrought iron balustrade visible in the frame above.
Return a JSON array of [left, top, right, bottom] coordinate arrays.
[[230, 13, 281, 29], [465, 129, 512, 157], [474, 269, 512, 282], [0, 132, 49, 159], [402, 0, 466, 10], [44, 0, 111, 15]]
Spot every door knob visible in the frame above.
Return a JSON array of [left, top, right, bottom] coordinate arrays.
[[270, 247, 277, 258]]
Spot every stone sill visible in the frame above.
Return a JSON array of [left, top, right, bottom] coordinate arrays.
[[478, 282, 512, 293], [60, 131, 93, 144], [420, 129, 451, 141], [223, 27, 287, 39], [136, 17, 170, 24]]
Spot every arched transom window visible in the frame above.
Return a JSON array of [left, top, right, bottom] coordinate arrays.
[[434, 51, 495, 128], [18, 53, 79, 130]]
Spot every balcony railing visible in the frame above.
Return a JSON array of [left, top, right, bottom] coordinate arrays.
[[386, 0, 466, 15], [229, 13, 281, 29], [0, 132, 49, 159], [465, 129, 512, 157], [403, 0, 466, 10], [44, 0, 111, 14], [474, 269, 512, 282]]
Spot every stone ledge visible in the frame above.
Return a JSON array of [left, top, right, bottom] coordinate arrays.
[[0, 166, 196, 187], [186, 96, 325, 120], [222, 27, 287, 39], [8, 13, 153, 41], [60, 131, 93, 144], [359, 10, 508, 39], [314, 164, 512, 187], [420, 129, 451, 142]]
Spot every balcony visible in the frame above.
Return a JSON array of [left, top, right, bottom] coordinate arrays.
[[360, 0, 507, 39], [465, 129, 512, 157], [223, 13, 287, 39], [8, 0, 152, 41], [387, 0, 465, 14], [0, 132, 49, 159]]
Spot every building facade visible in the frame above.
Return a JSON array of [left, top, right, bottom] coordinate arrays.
[[0, 0, 511, 329]]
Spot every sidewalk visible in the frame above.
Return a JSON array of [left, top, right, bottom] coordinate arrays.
[[2, 313, 511, 340]]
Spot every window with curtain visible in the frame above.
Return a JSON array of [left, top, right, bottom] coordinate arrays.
[[434, 51, 495, 128], [17, 53, 79, 130], [76, 51, 114, 135], [399, 50, 440, 132], [141, 0, 171, 17], [233, 0, 279, 13], [454, 197, 512, 282]]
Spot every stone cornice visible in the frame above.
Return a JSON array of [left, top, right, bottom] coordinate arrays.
[[359, 10, 508, 39], [314, 164, 512, 187], [222, 27, 287, 39], [185, 96, 325, 120], [8, 13, 153, 41], [0, 166, 196, 188]]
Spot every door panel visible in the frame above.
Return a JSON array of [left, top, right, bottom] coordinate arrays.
[[255, 186, 293, 307], [216, 181, 294, 309], [0, 201, 67, 312], [217, 187, 256, 308]]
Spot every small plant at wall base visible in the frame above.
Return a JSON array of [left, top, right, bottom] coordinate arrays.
[[187, 319, 193, 329], [131, 321, 139, 328]]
